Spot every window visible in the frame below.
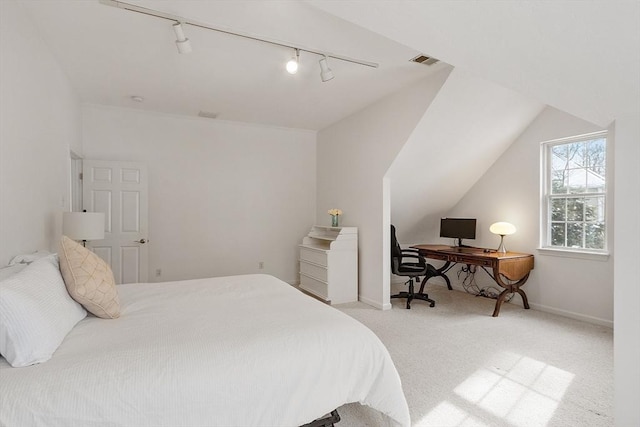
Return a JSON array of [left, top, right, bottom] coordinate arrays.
[[541, 131, 608, 253]]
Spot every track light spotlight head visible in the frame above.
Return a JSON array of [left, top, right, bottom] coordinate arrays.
[[175, 38, 192, 54], [172, 22, 186, 40], [172, 22, 192, 54], [286, 59, 298, 74], [286, 49, 299, 74], [319, 56, 335, 82]]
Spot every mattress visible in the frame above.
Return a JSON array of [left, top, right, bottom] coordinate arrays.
[[0, 274, 410, 427]]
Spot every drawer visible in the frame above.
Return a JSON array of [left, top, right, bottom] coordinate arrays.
[[455, 255, 494, 267], [424, 252, 449, 262], [299, 273, 329, 300], [299, 261, 328, 282], [299, 246, 328, 267]]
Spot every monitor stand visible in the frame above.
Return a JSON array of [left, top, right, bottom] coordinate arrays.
[[456, 238, 472, 248]]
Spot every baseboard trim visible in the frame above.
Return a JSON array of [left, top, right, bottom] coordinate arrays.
[[445, 283, 613, 328], [359, 294, 391, 310], [528, 302, 613, 328]]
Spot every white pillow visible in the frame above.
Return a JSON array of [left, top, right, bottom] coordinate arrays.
[[0, 263, 27, 281], [8, 250, 53, 266], [0, 254, 87, 367]]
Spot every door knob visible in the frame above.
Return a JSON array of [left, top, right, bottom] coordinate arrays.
[[135, 238, 148, 244]]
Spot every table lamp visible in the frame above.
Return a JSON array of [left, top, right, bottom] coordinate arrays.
[[489, 222, 516, 253], [63, 211, 105, 247]]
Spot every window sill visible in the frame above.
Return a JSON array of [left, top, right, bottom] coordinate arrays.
[[537, 247, 610, 261]]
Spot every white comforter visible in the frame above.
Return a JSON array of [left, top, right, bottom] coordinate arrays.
[[0, 274, 410, 427]]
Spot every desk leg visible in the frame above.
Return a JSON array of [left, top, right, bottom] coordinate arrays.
[[441, 270, 452, 291], [492, 289, 512, 317], [419, 261, 452, 293], [492, 272, 531, 317]]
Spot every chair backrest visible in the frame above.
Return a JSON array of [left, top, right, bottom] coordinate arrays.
[[390, 224, 402, 274]]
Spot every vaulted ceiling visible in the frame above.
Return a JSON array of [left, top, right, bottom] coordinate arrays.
[[22, 0, 449, 130], [22, 0, 638, 132]]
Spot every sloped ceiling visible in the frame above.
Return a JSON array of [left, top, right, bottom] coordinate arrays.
[[308, 0, 640, 127], [21, 0, 449, 130], [388, 69, 544, 243]]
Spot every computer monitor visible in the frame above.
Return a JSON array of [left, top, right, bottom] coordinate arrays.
[[440, 218, 477, 247]]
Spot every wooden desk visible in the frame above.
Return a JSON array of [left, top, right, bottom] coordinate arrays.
[[412, 245, 534, 317]]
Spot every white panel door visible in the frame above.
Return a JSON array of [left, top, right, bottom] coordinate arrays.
[[82, 160, 148, 284]]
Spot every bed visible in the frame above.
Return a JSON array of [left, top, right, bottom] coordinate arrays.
[[0, 271, 410, 427]]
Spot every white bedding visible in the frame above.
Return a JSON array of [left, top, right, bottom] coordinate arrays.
[[0, 274, 410, 427]]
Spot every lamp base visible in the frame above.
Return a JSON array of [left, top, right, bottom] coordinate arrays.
[[497, 235, 507, 253]]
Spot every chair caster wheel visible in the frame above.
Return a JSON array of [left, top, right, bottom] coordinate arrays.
[[430, 302, 435, 307], [406, 304, 411, 309]]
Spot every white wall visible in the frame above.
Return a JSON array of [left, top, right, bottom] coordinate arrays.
[[316, 68, 452, 308], [0, 1, 82, 264], [443, 107, 611, 325], [613, 114, 640, 425], [81, 105, 316, 284]]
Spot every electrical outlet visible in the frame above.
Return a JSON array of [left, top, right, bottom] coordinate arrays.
[[258, 262, 264, 269], [155, 268, 162, 277]]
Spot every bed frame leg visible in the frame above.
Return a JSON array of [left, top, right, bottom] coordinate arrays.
[[300, 409, 341, 427]]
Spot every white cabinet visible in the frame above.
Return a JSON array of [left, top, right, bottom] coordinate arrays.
[[299, 226, 358, 304]]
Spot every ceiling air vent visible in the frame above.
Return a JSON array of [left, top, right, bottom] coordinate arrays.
[[198, 111, 219, 119], [411, 55, 439, 66]]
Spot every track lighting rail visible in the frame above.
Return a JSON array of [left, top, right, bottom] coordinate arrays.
[[99, 0, 379, 69]]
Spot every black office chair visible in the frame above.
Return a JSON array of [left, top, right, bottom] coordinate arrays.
[[390, 224, 436, 309]]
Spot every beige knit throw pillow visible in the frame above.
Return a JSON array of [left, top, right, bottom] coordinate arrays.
[[58, 235, 120, 319]]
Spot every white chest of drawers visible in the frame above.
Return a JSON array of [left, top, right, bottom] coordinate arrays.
[[298, 226, 358, 304]]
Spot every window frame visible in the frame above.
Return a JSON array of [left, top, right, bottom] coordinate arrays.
[[540, 130, 610, 259]]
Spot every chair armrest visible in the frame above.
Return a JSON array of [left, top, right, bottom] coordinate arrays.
[[401, 249, 425, 259], [401, 248, 421, 254], [400, 253, 427, 266], [400, 253, 422, 259]]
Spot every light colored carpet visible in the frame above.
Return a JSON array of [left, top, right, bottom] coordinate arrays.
[[334, 284, 613, 427]]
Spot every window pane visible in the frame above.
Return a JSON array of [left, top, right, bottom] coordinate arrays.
[[551, 144, 568, 171], [585, 222, 605, 249], [587, 138, 606, 174], [567, 198, 584, 221], [586, 174, 605, 192], [552, 170, 567, 194], [567, 168, 587, 193], [570, 142, 587, 167], [551, 223, 566, 246], [551, 198, 566, 221], [586, 167, 605, 192], [584, 196, 605, 222], [567, 223, 584, 247]]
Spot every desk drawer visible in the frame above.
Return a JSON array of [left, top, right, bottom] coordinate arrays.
[[299, 247, 328, 267], [299, 260, 328, 282], [424, 252, 449, 262], [455, 255, 494, 267], [299, 273, 329, 300]]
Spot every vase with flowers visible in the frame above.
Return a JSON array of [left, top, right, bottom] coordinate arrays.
[[328, 208, 342, 227]]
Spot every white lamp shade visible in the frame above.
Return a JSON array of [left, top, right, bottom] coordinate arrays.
[[489, 222, 517, 236], [63, 212, 105, 241]]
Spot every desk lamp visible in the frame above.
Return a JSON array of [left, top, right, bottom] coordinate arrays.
[[489, 222, 516, 253], [63, 212, 105, 247]]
